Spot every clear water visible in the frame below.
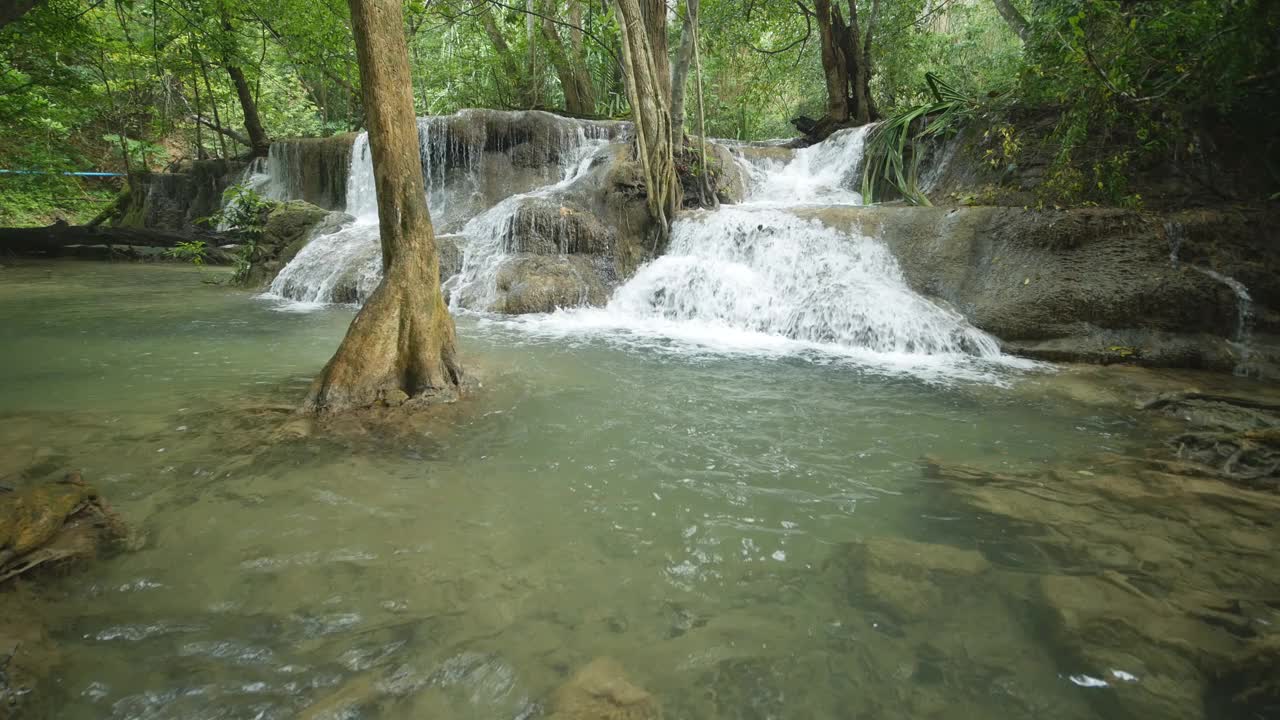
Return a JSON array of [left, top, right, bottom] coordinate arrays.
[[1, 260, 1195, 720]]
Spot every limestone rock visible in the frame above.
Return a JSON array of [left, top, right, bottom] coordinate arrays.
[[493, 254, 612, 314], [549, 658, 661, 720], [505, 199, 612, 255]]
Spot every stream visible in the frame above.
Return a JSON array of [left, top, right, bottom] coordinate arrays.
[[1, 260, 1197, 720]]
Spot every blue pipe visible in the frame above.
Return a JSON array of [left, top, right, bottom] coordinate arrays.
[[0, 170, 125, 177]]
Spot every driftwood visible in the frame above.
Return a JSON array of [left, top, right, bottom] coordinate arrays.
[[0, 222, 219, 254]]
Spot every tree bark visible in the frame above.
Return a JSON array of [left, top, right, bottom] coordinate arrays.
[[220, 13, 271, 157], [669, 0, 697, 141], [0, 0, 43, 29], [540, 0, 593, 115], [615, 0, 681, 244], [990, 0, 1032, 44], [814, 0, 851, 123], [304, 0, 464, 414], [225, 64, 271, 157]]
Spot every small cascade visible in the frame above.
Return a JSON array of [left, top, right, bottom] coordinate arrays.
[[443, 135, 609, 311], [1165, 220, 1255, 373], [738, 125, 872, 206], [575, 206, 1000, 356]]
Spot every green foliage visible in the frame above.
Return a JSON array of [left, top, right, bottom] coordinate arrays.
[[204, 183, 273, 283], [862, 74, 977, 205], [167, 240, 209, 266]]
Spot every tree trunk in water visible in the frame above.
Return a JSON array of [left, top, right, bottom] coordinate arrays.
[[669, 0, 697, 141], [304, 0, 463, 414], [990, 0, 1032, 44], [615, 0, 680, 244]]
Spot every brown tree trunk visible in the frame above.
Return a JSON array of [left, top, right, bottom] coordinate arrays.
[[478, 5, 536, 108], [843, 0, 871, 124], [990, 0, 1032, 44], [616, 0, 681, 244], [225, 64, 270, 157], [0, 0, 43, 29], [219, 13, 271, 157], [541, 0, 592, 115], [814, 0, 851, 123], [304, 0, 464, 414], [566, 1, 595, 113]]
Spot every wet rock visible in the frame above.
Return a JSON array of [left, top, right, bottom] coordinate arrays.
[[824, 537, 989, 622], [1, 472, 129, 585], [549, 658, 660, 720], [0, 589, 56, 720], [505, 199, 613, 255], [264, 134, 356, 210], [1038, 573, 1230, 720], [796, 205, 1278, 374], [244, 201, 350, 288], [493, 254, 612, 314], [117, 159, 246, 233]]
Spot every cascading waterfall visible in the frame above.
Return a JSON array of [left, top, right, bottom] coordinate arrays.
[[442, 134, 608, 311], [522, 125, 1006, 365], [1165, 220, 1255, 373], [264, 112, 614, 306], [602, 206, 999, 355]]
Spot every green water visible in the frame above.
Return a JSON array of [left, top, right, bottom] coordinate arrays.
[[0, 261, 1188, 719]]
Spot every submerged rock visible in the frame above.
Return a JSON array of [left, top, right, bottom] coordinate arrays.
[[0, 588, 57, 720], [0, 471, 129, 584], [825, 537, 990, 623], [549, 658, 661, 720]]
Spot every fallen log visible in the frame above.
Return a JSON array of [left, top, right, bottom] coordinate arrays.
[[0, 221, 221, 255]]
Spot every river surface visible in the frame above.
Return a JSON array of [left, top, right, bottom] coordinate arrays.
[[0, 260, 1198, 719]]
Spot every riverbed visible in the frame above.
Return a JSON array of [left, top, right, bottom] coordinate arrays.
[[1, 260, 1274, 720]]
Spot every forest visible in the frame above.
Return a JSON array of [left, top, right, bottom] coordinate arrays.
[[2, 1, 1279, 719], [2, 0, 1275, 225]]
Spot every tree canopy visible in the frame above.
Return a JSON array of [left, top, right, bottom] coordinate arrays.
[[2, 0, 1276, 224]]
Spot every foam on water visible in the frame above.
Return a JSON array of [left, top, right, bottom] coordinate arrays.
[[739, 126, 871, 206]]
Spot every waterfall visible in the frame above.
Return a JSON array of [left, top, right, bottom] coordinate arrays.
[[513, 126, 1009, 367], [1165, 220, 1254, 374], [600, 207, 999, 355], [264, 111, 618, 306]]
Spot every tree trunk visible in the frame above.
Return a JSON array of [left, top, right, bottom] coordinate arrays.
[[220, 14, 271, 157], [990, 0, 1032, 44], [843, 0, 872, 125], [304, 0, 464, 414], [814, 0, 851, 123], [540, 0, 591, 115], [225, 64, 271, 157], [669, 0, 697, 141], [0, 0, 43, 29], [478, 5, 536, 108], [615, 0, 681, 244], [566, 1, 595, 114]]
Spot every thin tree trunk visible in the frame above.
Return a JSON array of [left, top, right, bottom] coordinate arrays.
[[566, 0, 595, 112], [541, 0, 589, 115], [220, 14, 270, 157], [615, 0, 680, 244], [990, 0, 1032, 44], [843, 0, 871, 124], [195, 48, 228, 157], [304, 0, 464, 413], [669, 0, 696, 141], [691, 1, 715, 207], [478, 4, 534, 108]]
